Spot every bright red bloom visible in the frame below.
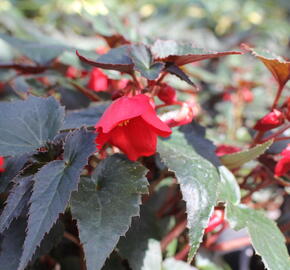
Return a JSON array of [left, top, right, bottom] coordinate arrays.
[[158, 84, 177, 105], [275, 145, 290, 177], [205, 209, 224, 233], [215, 145, 241, 156], [253, 109, 284, 131], [0, 156, 5, 173], [95, 94, 172, 161], [88, 68, 109, 92]]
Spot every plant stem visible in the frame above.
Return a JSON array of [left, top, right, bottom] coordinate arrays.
[[271, 84, 284, 110], [161, 219, 187, 251], [259, 123, 290, 143], [174, 244, 190, 261]]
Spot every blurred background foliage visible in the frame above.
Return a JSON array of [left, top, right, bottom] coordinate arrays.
[[0, 0, 289, 144]]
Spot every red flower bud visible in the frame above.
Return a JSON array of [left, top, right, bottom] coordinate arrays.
[[88, 68, 109, 92], [253, 109, 284, 131], [95, 94, 172, 161], [205, 209, 224, 233], [160, 102, 195, 128], [66, 66, 88, 79], [215, 145, 241, 156], [157, 84, 177, 105], [286, 97, 290, 121], [241, 87, 254, 103], [275, 145, 290, 177], [0, 156, 5, 173]]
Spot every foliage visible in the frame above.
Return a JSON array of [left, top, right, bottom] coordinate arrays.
[[0, 2, 290, 270]]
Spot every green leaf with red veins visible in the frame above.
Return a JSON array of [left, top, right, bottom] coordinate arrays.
[[70, 154, 149, 270], [130, 44, 165, 80], [243, 44, 290, 89], [157, 131, 220, 262], [227, 203, 290, 270], [151, 40, 242, 66], [17, 128, 96, 270], [76, 45, 134, 73], [0, 96, 64, 156]]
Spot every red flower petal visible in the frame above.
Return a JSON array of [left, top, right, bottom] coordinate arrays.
[[0, 156, 5, 173], [109, 117, 157, 161], [96, 95, 149, 133], [275, 154, 290, 177]]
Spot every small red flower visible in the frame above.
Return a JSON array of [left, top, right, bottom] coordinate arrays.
[[215, 145, 241, 156], [205, 209, 224, 233], [275, 145, 290, 177], [253, 109, 285, 131], [95, 94, 172, 161], [88, 68, 109, 92], [158, 84, 177, 105], [0, 156, 5, 173]]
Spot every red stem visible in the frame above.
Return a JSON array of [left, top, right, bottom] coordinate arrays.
[[271, 84, 285, 110], [259, 123, 290, 143], [174, 244, 190, 261], [161, 219, 187, 251]]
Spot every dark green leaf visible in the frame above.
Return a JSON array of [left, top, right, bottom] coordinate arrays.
[[220, 139, 273, 169], [166, 64, 196, 87], [0, 96, 64, 156], [30, 219, 64, 264], [0, 34, 68, 65], [0, 217, 27, 270], [76, 46, 134, 73], [118, 205, 163, 270], [158, 131, 220, 261], [179, 121, 221, 167], [102, 253, 126, 270], [0, 175, 33, 233], [151, 40, 241, 66], [227, 203, 290, 270], [0, 154, 29, 193], [71, 154, 148, 270], [217, 166, 240, 204], [58, 87, 90, 110], [117, 186, 170, 270], [17, 128, 96, 270], [62, 102, 109, 130], [130, 44, 164, 80]]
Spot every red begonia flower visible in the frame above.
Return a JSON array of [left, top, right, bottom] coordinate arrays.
[[95, 94, 172, 161], [275, 145, 290, 177], [0, 156, 5, 173], [215, 145, 241, 156], [158, 84, 177, 105], [253, 109, 284, 131], [88, 68, 109, 92], [205, 209, 224, 233]]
